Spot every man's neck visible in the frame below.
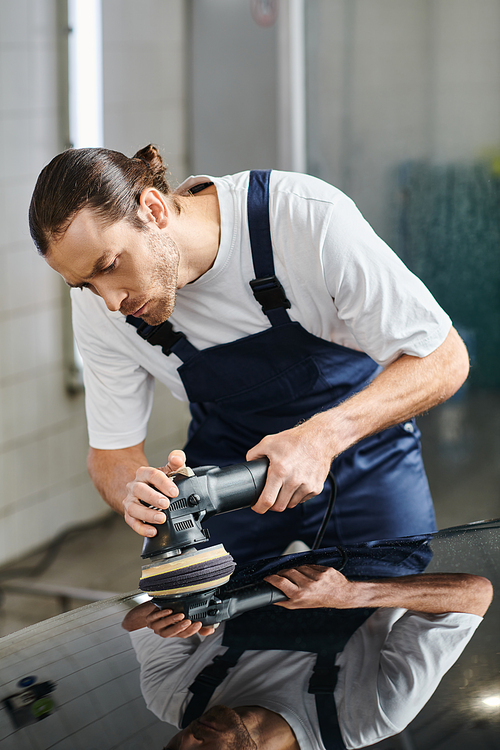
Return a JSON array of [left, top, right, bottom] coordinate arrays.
[[174, 187, 221, 287]]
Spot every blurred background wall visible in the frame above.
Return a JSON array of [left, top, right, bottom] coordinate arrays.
[[0, 0, 190, 567], [1, 0, 500, 567]]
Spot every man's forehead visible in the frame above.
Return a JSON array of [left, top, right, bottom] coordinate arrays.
[[45, 208, 118, 285], [64, 206, 115, 242]]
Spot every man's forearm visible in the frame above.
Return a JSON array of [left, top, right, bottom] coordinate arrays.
[[347, 574, 493, 617], [307, 326, 470, 459], [87, 443, 147, 515]]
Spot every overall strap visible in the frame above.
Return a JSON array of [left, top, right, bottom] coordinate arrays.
[[181, 647, 244, 728], [309, 654, 346, 750], [126, 315, 199, 362], [247, 170, 292, 327]]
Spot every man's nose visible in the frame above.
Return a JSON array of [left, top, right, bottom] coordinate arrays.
[[179, 731, 204, 748], [95, 283, 127, 312]]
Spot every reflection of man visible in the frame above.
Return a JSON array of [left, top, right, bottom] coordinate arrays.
[[30, 147, 470, 563], [123, 566, 492, 749]]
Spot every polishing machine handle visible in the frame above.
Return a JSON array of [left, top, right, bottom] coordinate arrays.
[[224, 581, 288, 619], [204, 457, 269, 514]]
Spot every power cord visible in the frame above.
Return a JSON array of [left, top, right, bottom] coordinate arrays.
[[311, 472, 347, 570]]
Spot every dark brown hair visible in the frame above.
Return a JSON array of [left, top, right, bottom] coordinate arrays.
[[29, 144, 178, 255]]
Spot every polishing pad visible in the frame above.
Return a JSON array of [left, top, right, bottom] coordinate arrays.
[[139, 544, 236, 597]]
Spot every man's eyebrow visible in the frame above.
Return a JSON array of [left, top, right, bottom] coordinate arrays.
[[65, 255, 110, 289]]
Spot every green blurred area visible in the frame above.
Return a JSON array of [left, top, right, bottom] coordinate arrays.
[[397, 160, 500, 388]]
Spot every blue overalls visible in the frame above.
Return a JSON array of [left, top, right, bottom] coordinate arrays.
[[128, 170, 436, 563]]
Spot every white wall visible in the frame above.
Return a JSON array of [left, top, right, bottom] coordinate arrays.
[[102, 0, 187, 182], [101, 0, 191, 473], [190, 0, 278, 176], [306, 0, 500, 240], [0, 0, 189, 567]]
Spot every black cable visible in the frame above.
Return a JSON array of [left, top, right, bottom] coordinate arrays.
[[311, 471, 337, 550], [310, 472, 347, 570]]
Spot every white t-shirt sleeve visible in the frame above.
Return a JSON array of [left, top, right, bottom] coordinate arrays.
[[129, 627, 201, 722], [321, 195, 452, 366], [72, 288, 155, 449], [336, 608, 483, 749]]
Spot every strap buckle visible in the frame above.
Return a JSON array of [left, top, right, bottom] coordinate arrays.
[[141, 321, 186, 356], [249, 275, 291, 313]]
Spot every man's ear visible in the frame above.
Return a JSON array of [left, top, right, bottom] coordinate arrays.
[[138, 188, 170, 229]]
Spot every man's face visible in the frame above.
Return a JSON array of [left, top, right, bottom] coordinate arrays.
[[164, 705, 257, 749], [46, 208, 180, 325]]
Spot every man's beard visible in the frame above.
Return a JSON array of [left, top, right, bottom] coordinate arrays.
[[189, 705, 257, 749], [135, 230, 180, 325]]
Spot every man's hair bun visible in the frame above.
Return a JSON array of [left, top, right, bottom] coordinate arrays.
[[133, 144, 170, 192]]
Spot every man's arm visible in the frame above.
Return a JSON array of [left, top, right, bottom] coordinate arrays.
[[88, 444, 186, 536], [124, 565, 492, 642], [247, 326, 469, 512], [264, 565, 493, 616]]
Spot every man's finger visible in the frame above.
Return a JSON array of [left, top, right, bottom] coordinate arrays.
[[281, 565, 326, 579], [126, 498, 168, 526], [157, 620, 205, 639], [124, 513, 158, 538], [251, 476, 283, 514], [264, 573, 298, 595], [267, 485, 292, 513], [199, 626, 216, 636], [285, 486, 317, 509], [146, 608, 182, 624], [272, 568, 317, 585], [135, 467, 180, 502], [165, 449, 187, 473]]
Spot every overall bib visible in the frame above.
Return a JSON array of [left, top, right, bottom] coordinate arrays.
[[128, 170, 436, 563]]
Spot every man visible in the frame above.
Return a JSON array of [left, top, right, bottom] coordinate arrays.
[[29, 145, 469, 562], [123, 564, 493, 749]]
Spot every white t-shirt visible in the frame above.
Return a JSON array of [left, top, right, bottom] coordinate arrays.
[[130, 608, 482, 750], [72, 170, 451, 450]]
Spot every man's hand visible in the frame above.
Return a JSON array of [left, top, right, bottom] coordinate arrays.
[[122, 601, 216, 637], [265, 565, 355, 609], [87, 445, 190, 537], [145, 606, 216, 638], [246, 421, 333, 513], [123, 449, 187, 537]]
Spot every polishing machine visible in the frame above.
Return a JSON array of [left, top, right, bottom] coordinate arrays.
[[138, 458, 289, 625]]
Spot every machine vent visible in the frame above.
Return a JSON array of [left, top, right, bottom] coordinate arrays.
[[170, 498, 189, 511], [174, 520, 195, 531]]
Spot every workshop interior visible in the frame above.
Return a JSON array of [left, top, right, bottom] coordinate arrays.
[[1, 1, 500, 749]]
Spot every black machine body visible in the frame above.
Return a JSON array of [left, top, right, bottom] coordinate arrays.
[[141, 458, 269, 560], [152, 579, 287, 626]]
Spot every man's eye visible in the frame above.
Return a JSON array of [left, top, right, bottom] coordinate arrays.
[[104, 260, 116, 273]]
